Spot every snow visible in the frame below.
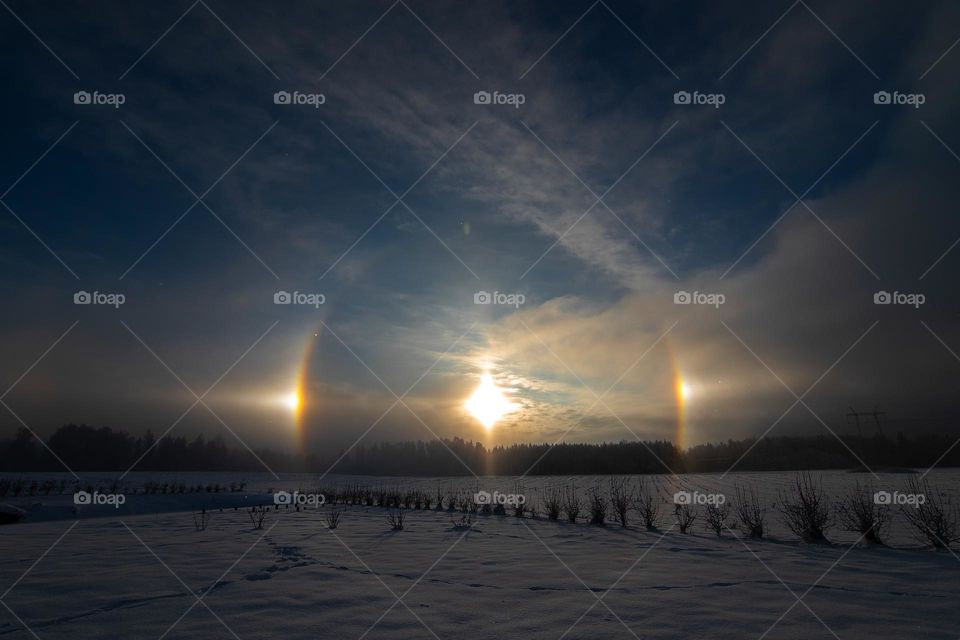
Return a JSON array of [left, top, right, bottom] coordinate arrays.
[[1, 475, 959, 639]]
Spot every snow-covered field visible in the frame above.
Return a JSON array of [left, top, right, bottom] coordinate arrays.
[[1, 471, 959, 639]]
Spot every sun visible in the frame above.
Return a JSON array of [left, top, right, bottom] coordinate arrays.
[[284, 391, 300, 411], [679, 382, 691, 400], [465, 373, 515, 429]]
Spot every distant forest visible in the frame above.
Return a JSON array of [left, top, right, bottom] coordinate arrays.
[[1, 424, 958, 475]]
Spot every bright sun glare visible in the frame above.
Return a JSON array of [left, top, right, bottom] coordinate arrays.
[[465, 373, 514, 429], [679, 382, 691, 400], [284, 392, 300, 411]]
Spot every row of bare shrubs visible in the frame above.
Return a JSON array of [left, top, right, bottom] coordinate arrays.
[[776, 472, 960, 548], [257, 474, 959, 548]]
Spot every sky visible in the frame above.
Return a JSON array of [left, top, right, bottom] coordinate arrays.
[[1, 0, 959, 456]]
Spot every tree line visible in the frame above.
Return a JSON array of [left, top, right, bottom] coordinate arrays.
[[0, 423, 957, 475]]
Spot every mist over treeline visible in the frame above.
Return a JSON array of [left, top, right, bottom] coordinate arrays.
[[1, 424, 957, 475]]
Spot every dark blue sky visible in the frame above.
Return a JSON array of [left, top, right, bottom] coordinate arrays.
[[2, 0, 959, 454]]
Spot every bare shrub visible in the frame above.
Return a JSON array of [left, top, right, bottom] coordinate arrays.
[[507, 483, 526, 518], [835, 482, 888, 544], [562, 484, 582, 523], [325, 506, 344, 530], [542, 486, 562, 521], [193, 509, 209, 532], [704, 502, 731, 537], [451, 514, 473, 530], [900, 478, 960, 549], [588, 485, 608, 525], [633, 477, 662, 530], [387, 508, 406, 531], [248, 506, 267, 530], [779, 472, 833, 543], [674, 503, 697, 533], [608, 477, 634, 527], [734, 483, 766, 539]]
